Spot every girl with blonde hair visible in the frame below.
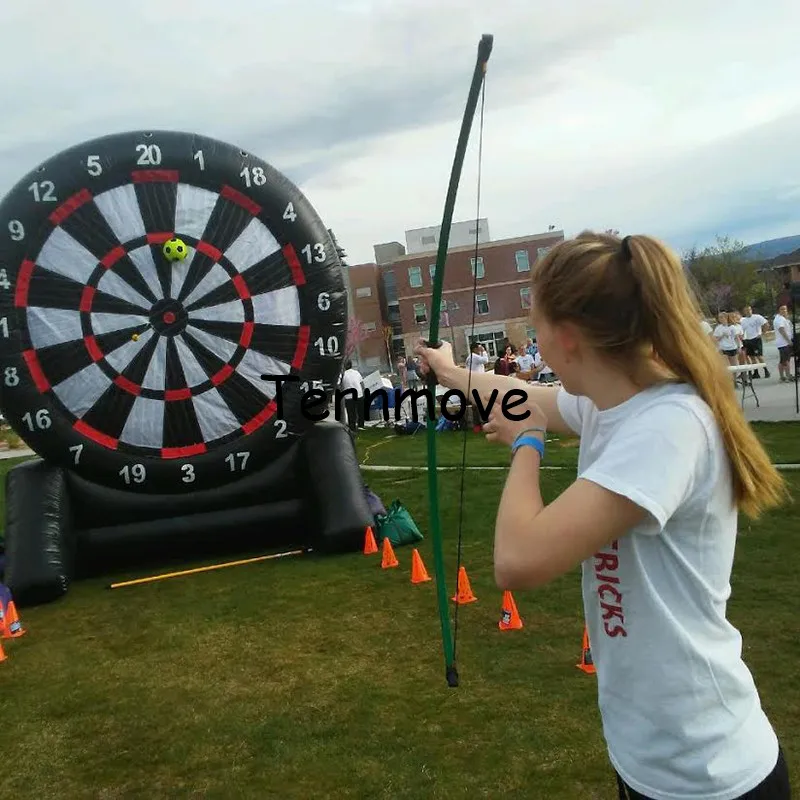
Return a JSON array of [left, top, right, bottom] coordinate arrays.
[[415, 231, 790, 800]]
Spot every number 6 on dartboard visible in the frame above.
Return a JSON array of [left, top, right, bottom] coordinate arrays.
[[0, 129, 347, 492]]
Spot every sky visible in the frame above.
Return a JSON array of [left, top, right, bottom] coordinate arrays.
[[1, 0, 799, 265]]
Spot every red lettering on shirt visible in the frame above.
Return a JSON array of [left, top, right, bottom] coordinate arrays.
[[592, 541, 627, 637]]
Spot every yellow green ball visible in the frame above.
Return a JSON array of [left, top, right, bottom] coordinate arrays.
[[162, 237, 188, 262]]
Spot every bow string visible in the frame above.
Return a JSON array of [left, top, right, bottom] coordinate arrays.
[[424, 33, 493, 688]]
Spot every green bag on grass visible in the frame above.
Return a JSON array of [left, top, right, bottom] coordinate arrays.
[[375, 500, 424, 547]]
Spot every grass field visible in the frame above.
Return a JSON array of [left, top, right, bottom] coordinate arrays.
[[0, 421, 798, 799]]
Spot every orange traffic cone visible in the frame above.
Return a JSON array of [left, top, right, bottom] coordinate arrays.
[[2, 601, 25, 639], [451, 566, 477, 604], [410, 549, 431, 583], [363, 526, 378, 555], [499, 590, 523, 630], [0, 638, 6, 664], [381, 537, 399, 569], [576, 625, 596, 674]]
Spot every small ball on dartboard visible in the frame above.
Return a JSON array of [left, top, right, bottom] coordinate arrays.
[[162, 237, 189, 262]]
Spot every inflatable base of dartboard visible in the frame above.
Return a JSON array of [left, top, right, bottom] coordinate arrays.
[[2, 420, 373, 607]]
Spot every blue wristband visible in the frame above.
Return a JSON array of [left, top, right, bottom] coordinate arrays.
[[511, 434, 545, 459]]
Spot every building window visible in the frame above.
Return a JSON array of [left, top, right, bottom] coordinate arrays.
[[413, 303, 427, 324], [470, 257, 485, 278], [515, 250, 530, 271], [520, 287, 531, 309], [408, 266, 422, 287], [537, 246, 552, 260], [429, 263, 436, 279], [469, 330, 505, 358], [355, 286, 372, 297], [422, 235, 437, 245], [361, 321, 376, 333], [476, 293, 489, 315]]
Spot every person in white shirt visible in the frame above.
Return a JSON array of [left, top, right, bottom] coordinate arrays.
[[339, 359, 365, 430], [729, 311, 745, 364], [515, 348, 535, 380], [713, 312, 739, 366], [414, 231, 790, 800], [739, 306, 770, 379], [532, 351, 556, 383], [465, 343, 488, 372], [772, 305, 795, 382]]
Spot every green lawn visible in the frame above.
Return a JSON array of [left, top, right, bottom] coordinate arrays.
[[356, 420, 800, 468], [0, 423, 798, 798]]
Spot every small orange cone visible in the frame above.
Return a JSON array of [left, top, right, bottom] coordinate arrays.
[[576, 625, 596, 674], [410, 549, 431, 583], [451, 566, 477, 604], [381, 537, 399, 569], [0, 638, 6, 664], [2, 601, 25, 639], [498, 590, 523, 630], [363, 526, 378, 555]]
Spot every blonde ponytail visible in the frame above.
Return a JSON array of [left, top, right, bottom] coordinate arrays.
[[532, 231, 789, 518]]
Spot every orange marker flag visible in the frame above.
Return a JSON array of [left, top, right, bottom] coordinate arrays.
[[363, 526, 378, 555], [410, 549, 431, 583], [576, 625, 596, 674], [381, 537, 399, 569], [0, 637, 6, 663], [451, 566, 477, 604], [498, 590, 523, 630]]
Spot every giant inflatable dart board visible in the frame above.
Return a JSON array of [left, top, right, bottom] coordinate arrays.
[[0, 131, 348, 493]]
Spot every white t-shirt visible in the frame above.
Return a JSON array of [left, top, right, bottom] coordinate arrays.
[[340, 368, 363, 397], [465, 352, 488, 372], [700, 320, 713, 335], [516, 353, 534, 372], [713, 324, 737, 351], [739, 314, 766, 340], [773, 314, 792, 348], [556, 382, 778, 800], [533, 352, 553, 375]]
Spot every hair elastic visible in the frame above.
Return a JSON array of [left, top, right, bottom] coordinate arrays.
[[620, 235, 633, 262]]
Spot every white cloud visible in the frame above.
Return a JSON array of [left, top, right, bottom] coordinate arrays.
[[2, 0, 799, 263]]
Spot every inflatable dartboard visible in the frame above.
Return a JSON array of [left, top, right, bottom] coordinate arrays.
[[0, 130, 347, 493]]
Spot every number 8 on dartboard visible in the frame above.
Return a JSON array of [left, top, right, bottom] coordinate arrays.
[[0, 130, 348, 493]]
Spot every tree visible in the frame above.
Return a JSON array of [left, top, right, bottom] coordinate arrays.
[[683, 235, 762, 314], [344, 316, 368, 360]]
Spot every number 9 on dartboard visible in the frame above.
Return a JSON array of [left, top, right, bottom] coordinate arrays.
[[0, 130, 348, 493]]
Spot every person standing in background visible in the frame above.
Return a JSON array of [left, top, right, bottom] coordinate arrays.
[[773, 305, 795, 382], [339, 359, 366, 430], [739, 306, 770, 379]]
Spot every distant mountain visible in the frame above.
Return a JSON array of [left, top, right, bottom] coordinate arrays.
[[741, 236, 800, 261]]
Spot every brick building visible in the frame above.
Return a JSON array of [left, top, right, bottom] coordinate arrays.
[[389, 229, 565, 363], [345, 262, 391, 372]]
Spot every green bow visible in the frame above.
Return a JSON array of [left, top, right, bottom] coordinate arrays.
[[425, 34, 493, 688]]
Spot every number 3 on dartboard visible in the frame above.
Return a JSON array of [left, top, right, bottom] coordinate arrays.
[[181, 464, 195, 483]]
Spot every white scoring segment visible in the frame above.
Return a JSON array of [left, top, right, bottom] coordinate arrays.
[[127, 247, 164, 300], [96, 270, 151, 310], [52, 362, 112, 418], [37, 228, 99, 285], [120, 396, 164, 448], [181, 263, 230, 308], [184, 326, 237, 363], [142, 337, 167, 390], [93, 185, 147, 244], [105, 330, 154, 373], [251, 286, 300, 326], [224, 218, 280, 274], [192, 387, 242, 442], [90, 312, 149, 336], [189, 299, 244, 324], [170, 184, 219, 299], [174, 336, 210, 388], [26, 307, 83, 349], [237, 349, 289, 400]]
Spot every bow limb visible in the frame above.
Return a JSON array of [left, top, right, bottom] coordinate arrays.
[[425, 34, 493, 688]]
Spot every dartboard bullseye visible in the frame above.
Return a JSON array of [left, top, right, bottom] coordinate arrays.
[[0, 131, 347, 493]]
